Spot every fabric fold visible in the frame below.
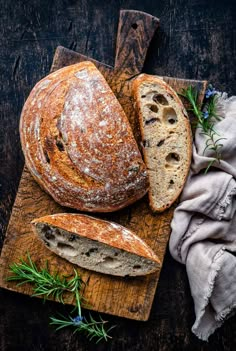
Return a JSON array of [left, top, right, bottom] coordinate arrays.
[[169, 93, 236, 340]]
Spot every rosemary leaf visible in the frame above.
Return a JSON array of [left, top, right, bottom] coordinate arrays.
[[180, 85, 225, 173]]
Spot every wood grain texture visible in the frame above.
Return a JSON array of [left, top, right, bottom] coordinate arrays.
[[1, 0, 236, 350], [0, 10, 206, 324], [114, 10, 159, 75]]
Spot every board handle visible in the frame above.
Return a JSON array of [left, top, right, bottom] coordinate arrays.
[[114, 10, 159, 76]]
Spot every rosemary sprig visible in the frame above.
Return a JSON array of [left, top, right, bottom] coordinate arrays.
[[180, 85, 226, 173], [7, 253, 114, 343], [50, 313, 114, 344], [8, 253, 83, 309]]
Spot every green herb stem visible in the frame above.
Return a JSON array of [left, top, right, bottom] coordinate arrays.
[[7, 253, 114, 343], [50, 314, 115, 344], [180, 85, 225, 173]]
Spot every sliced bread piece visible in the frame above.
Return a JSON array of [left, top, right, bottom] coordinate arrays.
[[31, 213, 160, 277], [133, 74, 192, 212]]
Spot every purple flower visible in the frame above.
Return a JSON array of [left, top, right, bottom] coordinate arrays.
[[72, 315, 83, 325], [205, 86, 216, 99], [203, 111, 209, 119]]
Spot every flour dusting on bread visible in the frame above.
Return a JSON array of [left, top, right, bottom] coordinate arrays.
[[20, 62, 149, 212]]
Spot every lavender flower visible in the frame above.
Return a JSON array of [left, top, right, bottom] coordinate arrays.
[[72, 315, 83, 326], [205, 86, 217, 99], [203, 111, 209, 119]]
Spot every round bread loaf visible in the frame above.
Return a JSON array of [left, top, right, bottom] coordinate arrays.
[[20, 62, 148, 212]]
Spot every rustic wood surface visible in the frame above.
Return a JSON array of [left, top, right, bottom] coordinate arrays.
[[0, 1, 235, 350], [0, 47, 206, 322], [0, 9, 206, 322]]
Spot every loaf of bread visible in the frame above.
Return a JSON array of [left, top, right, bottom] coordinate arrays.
[[133, 74, 192, 212], [31, 214, 160, 277], [20, 61, 149, 212]]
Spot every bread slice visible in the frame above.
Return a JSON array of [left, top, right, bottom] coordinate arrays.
[[31, 214, 160, 277], [20, 61, 148, 212], [133, 74, 192, 212]]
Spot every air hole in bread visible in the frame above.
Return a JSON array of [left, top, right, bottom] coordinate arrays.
[[153, 94, 169, 105], [85, 248, 98, 257], [133, 265, 141, 269], [42, 225, 55, 240], [143, 139, 150, 147], [163, 107, 178, 125], [168, 179, 175, 191], [132, 23, 138, 29], [166, 152, 180, 165], [68, 234, 76, 242], [157, 140, 165, 147], [102, 256, 120, 269], [56, 139, 65, 152], [145, 117, 160, 125], [141, 95, 146, 98], [148, 104, 159, 113], [54, 229, 65, 241], [57, 242, 77, 257], [44, 232, 55, 241]]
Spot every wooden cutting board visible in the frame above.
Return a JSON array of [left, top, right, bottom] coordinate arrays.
[[0, 10, 207, 321]]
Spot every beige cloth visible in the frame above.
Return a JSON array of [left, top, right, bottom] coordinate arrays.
[[169, 94, 236, 341]]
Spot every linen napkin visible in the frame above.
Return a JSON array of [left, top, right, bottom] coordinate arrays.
[[169, 93, 236, 341]]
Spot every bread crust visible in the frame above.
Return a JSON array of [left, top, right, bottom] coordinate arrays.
[[31, 213, 160, 265], [133, 74, 192, 212], [20, 62, 149, 212]]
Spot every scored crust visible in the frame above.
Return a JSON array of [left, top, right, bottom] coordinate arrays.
[[31, 214, 160, 276], [133, 74, 192, 212], [20, 62, 149, 212]]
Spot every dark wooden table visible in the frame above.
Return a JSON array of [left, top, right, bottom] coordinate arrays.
[[1, 1, 236, 350]]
